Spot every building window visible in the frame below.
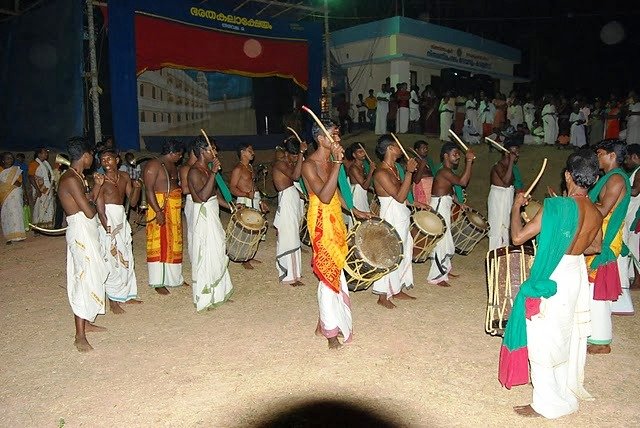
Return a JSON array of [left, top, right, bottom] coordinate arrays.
[[140, 111, 145, 122], [160, 91, 163, 101], [152, 86, 156, 99], [139, 84, 144, 97], [167, 114, 172, 124], [152, 112, 157, 122], [177, 114, 181, 122]]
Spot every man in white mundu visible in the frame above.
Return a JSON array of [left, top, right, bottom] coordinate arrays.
[[272, 137, 307, 286], [187, 138, 234, 311], [370, 135, 418, 309], [542, 97, 559, 145], [375, 83, 390, 135], [504, 150, 603, 418], [614, 143, 640, 313], [487, 141, 521, 250], [346, 142, 375, 224], [439, 93, 455, 141], [29, 148, 55, 228], [57, 138, 109, 352], [428, 142, 475, 286], [96, 149, 143, 314], [465, 95, 480, 137]]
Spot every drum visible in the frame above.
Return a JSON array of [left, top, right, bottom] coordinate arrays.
[[521, 199, 542, 223], [451, 207, 490, 255], [411, 207, 446, 263], [344, 218, 403, 292], [300, 202, 310, 247], [450, 188, 467, 222], [369, 195, 380, 217], [225, 207, 267, 262], [485, 245, 536, 336]]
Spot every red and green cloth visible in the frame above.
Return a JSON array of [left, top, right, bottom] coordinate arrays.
[[498, 197, 579, 389]]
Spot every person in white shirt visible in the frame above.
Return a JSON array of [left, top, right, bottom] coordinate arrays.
[[523, 96, 536, 131], [375, 83, 390, 135], [626, 92, 640, 145], [465, 94, 480, 137], [507, 98, 524, 128], [409, 85, 421, 133]]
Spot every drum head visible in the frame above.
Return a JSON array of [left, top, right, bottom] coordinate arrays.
[[467, 209, 489, 229], [354, 219, 402, 269], [238, 208, 266, 230], [413, 209, 445, 235]]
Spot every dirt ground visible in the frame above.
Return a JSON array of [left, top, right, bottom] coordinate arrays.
[[1, 133, 639, 427]]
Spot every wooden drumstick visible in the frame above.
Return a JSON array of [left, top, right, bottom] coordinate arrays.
[[523, 158, 548, 198], [390, 133, 410, 161], [301, 105, 334, 143], [357, 143, 373, 164], [408, 147, 420, 158], [485, 137, 509, 153], [286, 126, 303, 144], [448, 129, 469, 151], [200, 128, 213, 150]]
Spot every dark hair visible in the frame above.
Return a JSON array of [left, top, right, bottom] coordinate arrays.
[[311, 119, 337, 142], [440, 142, 458, 161], [33, 147, 46, 159], [192, 135, 209, 158], [236, 142, 252, 158], [345, 142, 364, 161], [161, 139, 184, 155], [98, 148, 118, 159], [626, 143, 640, 158], [566, 149, 599, 189], [283, 136, 300, 155], [15, 153, 25, 161], [375, 134, 394, 161], [504, 139, 519, 150], [413, 140, 428, 150], [67, 137, 92, 162], [594, 138, 626, 166]]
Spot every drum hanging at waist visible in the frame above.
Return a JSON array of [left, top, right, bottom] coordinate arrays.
[[451, 207, 489, 255], [225, 207, 267, 262], [410, 206, 446, 263]]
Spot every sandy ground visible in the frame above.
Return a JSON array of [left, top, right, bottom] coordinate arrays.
[[1, 133, 639, 427]]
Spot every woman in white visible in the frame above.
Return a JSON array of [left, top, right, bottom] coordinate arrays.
[[0, 152, 26, 243], [542, 97, 559, 145], [439, 93, 455, 141], [29, 148, 55, 228]]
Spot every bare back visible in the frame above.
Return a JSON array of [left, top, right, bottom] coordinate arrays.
[[272, 160, 294, 192], [567, 197, 603, 255], [179, 164, 191, 194], [58, 171, 95, 219]]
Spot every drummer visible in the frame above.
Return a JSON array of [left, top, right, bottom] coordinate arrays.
[[412, 140, 434, 208], [371, 135, 418, 308], [346, 142, 375, 222], [427, 142, 475, 286], [488, 140, 524, 250], [230, 142, 269, 269], [272, 136, 308, 286], [179, 140, 197, 265]]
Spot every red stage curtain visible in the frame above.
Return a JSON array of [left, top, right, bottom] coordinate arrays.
[[135, 13, 309, 89]]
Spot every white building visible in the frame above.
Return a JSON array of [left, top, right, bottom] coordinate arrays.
[[331, 16, 525, 101]]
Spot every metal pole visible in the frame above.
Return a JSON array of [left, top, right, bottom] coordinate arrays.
[[85, 0, 102, 143], [324, 0, 332, 115]]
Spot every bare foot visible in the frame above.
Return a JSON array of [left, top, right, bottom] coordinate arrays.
[[85, 322, 107, 332], [394, 291, 416, 300], [154, 286, 170, 295], [630, 280, 640, 290], [74, 336, 93, 352], [513, 404, 541, 417], [449, 272, 460, 278], [290, 280, 305, 287], [315, 321, 323, 337], [109, 300, 125, 315], [242, 261, 254, 270], [182, 281, 190, 287], [587, 344, 611, 354], [436, 281, 452, 287], [125, 299, 143, 304], [327, 337, 343, 350], [377, 295, 396, 309]]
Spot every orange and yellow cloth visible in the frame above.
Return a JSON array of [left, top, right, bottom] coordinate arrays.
[[146, 188, 183, 264], [307, 192, 347, 293]]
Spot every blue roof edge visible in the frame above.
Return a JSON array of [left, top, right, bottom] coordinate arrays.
[[331, 16, 521, 63]]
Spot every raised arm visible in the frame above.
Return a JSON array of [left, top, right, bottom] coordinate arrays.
[[302, 161, 341, 204], [510, 193, 541, 245], [375, 158, 417, 203]]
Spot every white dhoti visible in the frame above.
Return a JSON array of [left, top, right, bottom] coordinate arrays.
[[543, 115, 559, 145], [191, 197, 233, 311], [347, 182, 370, 229], [612, 256, 635, 315], [613, 176, 639, 315], [396, 107, 409, 133], [66, 212, 108, 322], [184, 194, 195, 266], [427, 195, 454, 284], [375, 102, 389, 135], [99, 204, 138, 302], [570, 124, 586, 148], [317, 272, 352, 342], [236, 191, 261, 209], [372, 196, 414, 297], [528, 255, 592, 419], [410, 107, 420, 122], [487, 185, 514, 250], [274, 186, 303, 285], [588, 291, 612, 345]]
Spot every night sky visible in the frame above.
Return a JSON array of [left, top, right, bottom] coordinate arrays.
[[327, 0, 640, 97]]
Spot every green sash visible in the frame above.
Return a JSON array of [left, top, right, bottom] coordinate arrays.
[[207, 162, 233, 203], [298, 178, 308, 196], [629, 167, 640, 231], [513, 164, 524, 191], [588, 167, 631, 267], [338, 164, 354, 210]]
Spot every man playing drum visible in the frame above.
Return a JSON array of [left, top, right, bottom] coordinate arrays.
[[586, 139, 630, 355], [488, 140, 524, 250], [58, 137, 109, 352], [346, 142, 375, 220], [412, 140, 435, 208], [96, 149, 142, 314], [427, 142, 475, 286], [230, 142, 269, 269], [143, 140, 186, 295], [500, 150, 603, 419], [301, 119, 352, 349], [370, 135, 418, 308], [179, 140, 197, 266], [187, 137, 234, 312], [272, 137, 308, 286]]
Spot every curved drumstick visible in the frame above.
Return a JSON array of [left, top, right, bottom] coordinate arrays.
[[448, 129, 469, 151], [485, 137, 509, 153], [200, 128, 213, 150], [286, 126, 303, 144], [408, 147, 420, 158], [357, 143, 373, 164], [523, 158, 548, 198], [390, 133, 410, 161], [301, 105, 334, 143]]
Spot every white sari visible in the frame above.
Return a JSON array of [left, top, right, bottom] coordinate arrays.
[[0, 166, 26, 242], [32, 159, 54, 228]]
